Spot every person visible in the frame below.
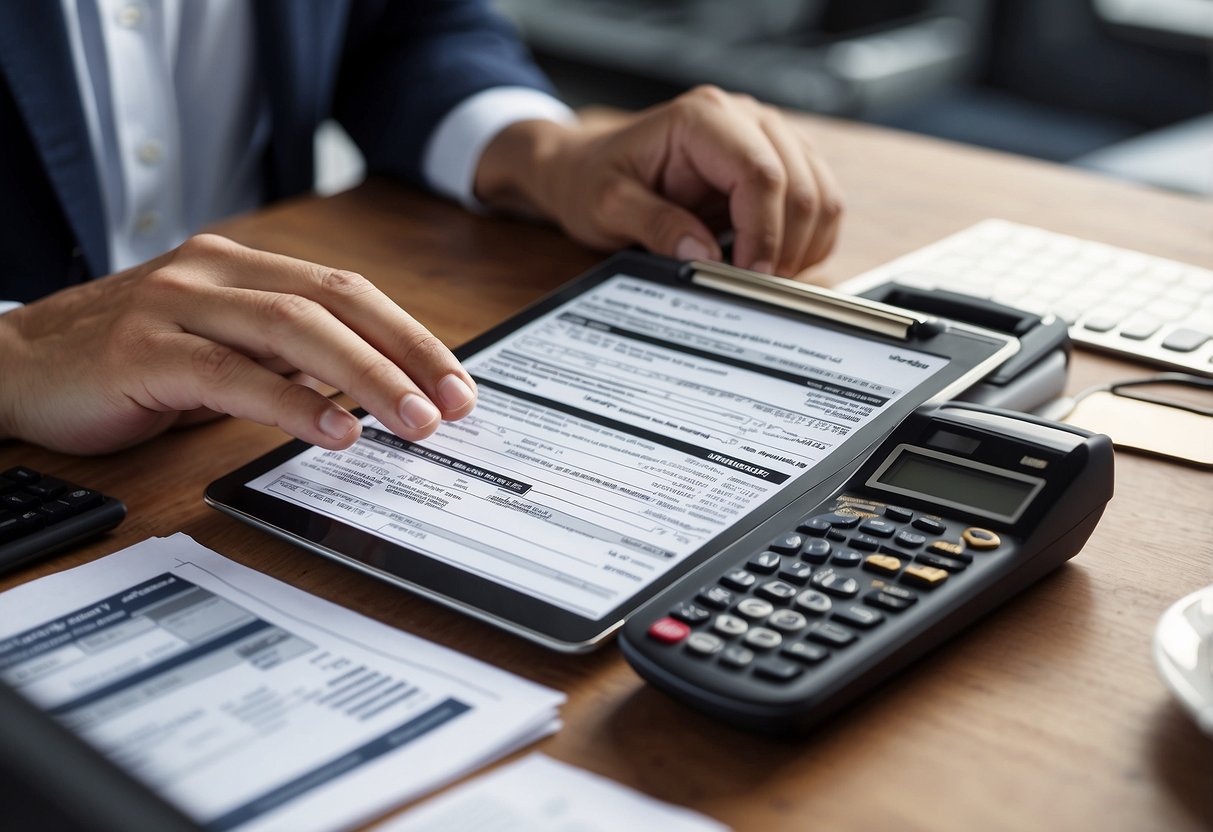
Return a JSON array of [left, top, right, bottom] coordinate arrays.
[[0, 0, 842, 456]]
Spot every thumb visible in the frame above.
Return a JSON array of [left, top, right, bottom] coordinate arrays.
[[599, 177, 721, 262]]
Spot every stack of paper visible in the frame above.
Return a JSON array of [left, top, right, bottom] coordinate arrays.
[[0, 534, 564, 832]]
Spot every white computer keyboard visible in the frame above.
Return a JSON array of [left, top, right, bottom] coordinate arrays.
[[837, 219, 1213, 376]]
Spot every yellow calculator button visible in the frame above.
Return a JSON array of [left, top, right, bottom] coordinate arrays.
[[863, 554, 902, 575], [901, 565, 949, 588], [928, 540, 964, 557], [962, 527, 1001, 550]]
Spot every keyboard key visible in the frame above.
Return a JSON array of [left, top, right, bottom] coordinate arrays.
[[1161, 328, 1210, 353], [807, 622, 857, 648], [753, 658, 803, 683], [832, 605, 885, 629]]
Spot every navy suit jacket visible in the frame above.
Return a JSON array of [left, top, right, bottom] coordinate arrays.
[[0, 0, 553, 302]]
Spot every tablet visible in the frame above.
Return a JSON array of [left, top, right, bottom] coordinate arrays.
[[206, 252, 1017, 651]]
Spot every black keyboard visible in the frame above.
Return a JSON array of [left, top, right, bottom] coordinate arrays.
[[0, 466, 126, 573]]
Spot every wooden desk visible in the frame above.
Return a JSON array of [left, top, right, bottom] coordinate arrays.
[[4, 118, 1212, 831]]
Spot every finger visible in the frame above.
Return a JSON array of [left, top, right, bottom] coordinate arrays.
[[137, 331, 364, 449], [169, 285, 448, 441], [593, 176, 722, 262], [672, 93, 787, 272], [169, 235, 477, 421], [754, 108, 820, 275], [800, 153, 844, 267]]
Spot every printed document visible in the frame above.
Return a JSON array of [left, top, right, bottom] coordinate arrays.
[[0, 534, 563, 832], [248, 274, 947, 619], [379, 753, 730, 832]]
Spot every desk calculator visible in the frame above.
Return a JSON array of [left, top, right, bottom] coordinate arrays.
[[619, 404, 1114, 731]]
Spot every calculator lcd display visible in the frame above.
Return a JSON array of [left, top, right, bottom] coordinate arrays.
[[875, 449, 1040, 521]]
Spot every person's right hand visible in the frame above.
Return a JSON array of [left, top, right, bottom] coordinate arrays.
[[0, 234, 477, 455]]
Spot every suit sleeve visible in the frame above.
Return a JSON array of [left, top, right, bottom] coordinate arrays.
[[335, 0, 559, 187]]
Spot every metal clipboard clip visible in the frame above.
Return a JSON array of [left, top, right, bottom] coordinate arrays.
[[679, 260, 940, 341]]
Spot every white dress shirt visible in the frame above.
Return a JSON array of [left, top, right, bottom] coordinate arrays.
[[51, 0, 573, 276]]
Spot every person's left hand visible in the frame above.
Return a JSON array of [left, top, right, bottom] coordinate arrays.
[[475, 85, 843, 277]]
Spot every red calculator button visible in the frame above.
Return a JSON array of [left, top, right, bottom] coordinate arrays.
[[648, 616, 691, 644]]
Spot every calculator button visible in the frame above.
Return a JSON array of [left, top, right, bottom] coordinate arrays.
[[893, 530, 926, 549], [713, 614, 749, 637], [809, 569, 860, 598], [781, 641, 829, 664], [767, 609, 808, 633], [830, 549, 862, 568], [864, 589, 918, 612], [800, 538, 831, 563], [753, 658, 803, 683], [24, 478, 67, 499], [720, 645, 755, 669], [769, 533, 804, 555], [962, 527, 1001, 550], [743, 627, 783, 651], [647, 617, 690, 644], [912, 517, 946, 535], [826, 529, 848, 542], [697, 586, 735, 610], [60, 488, 104, 513], [747, 551, 782, 573], [1, 493, 39, 511], [927, 540, 970, 561], [2, 466, 40, 484], [901, 565, 949, 589], [736, 597, 775, 620], [0, 513, 40, 543], [778, 561, 813, 585], [756, 580, 798, 604], [859, 518, 898, 538], [807, 622, 857, 648], [813, 512, 859, 529], [685, 632, 724, 656], [849, 534, 881, 552], [720, 569, 757, 591], [793, 589, 833, 616], [37, 501, 73, 522], [832, 605, 885, 629], [884, 506, 914, 523], [863, 554, 902, 576], [796, 517, 831, 536], [915, 552, 967, 573], [670, 601, 711, 625], [874, 583, 918, 603]]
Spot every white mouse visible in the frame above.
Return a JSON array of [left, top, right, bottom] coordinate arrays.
[[1154, 583, 1213, 735]]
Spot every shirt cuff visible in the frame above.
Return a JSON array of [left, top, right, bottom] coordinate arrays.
[[0, 301, 23, 315], [422, 87, 575, 211]]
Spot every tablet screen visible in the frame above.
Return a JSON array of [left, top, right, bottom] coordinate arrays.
[[243, 275, 947, 621]]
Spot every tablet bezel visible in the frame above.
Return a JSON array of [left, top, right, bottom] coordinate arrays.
[[205, 252, 1017, 651]]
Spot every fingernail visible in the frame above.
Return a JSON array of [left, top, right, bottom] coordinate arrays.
[[750, 260, 774, 274], [675, 235, 712, 262], [399, 393, 441, 431], [436, 374, 476, 411], [319, 408, 357, 441]]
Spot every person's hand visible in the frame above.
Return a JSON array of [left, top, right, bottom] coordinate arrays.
[[0, 234, 477, 454], [475, 85, 843, 277]]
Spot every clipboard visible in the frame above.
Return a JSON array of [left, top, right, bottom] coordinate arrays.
[[206, 252, 1020, 652]]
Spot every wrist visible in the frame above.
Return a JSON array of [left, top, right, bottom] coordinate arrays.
[[473, 119, 581, 220], [0, 309, 28, 442]]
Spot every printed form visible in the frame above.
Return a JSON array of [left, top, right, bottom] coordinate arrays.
[[249, 275, 947, 619], [0, 534, 563, 832]]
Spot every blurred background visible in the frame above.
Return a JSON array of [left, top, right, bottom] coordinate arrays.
[[490, 0, 1213, 196]]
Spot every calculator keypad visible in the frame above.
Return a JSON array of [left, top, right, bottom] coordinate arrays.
[[646, 497, 1006, 684]]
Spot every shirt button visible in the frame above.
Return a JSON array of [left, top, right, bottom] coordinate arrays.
[[116, 3, 144, 27], [137, 140, 163, 165], [135, 212, 160, 234]]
